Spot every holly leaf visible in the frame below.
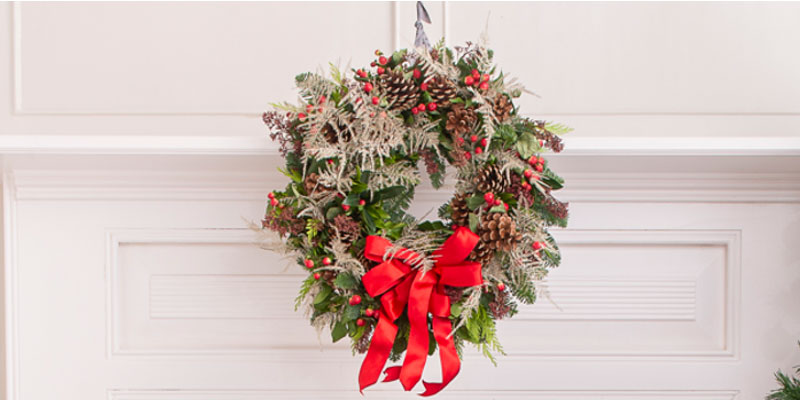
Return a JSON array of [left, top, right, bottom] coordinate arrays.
[[515, 131, 537, 159], [343, 304, 361, 321], [343, 193, 361, 206], [468, 213, 479, 232], [334, 273, 358, 289], [466, 195, 484, 210], [331, 321, 348, 342]]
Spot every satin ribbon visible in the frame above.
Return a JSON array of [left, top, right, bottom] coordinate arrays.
[[358, 226, 482, 396]]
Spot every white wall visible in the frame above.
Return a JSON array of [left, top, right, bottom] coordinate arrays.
[[1, 2, 800, 400]]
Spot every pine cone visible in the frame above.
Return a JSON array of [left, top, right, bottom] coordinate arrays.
[[450, 194, 471, 227], [492, 94, 513, 122], [321, 120, 351, 144], [470, 212, 522, 263], [445, 104, 477, 137], [474, 164, 511, 194], [303, 172, 331, 195], [380, 69, 420, 111], [427, 75, 457, 106]]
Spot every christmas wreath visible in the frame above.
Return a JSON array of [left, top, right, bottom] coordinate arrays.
[[260, 36, 570, 395]]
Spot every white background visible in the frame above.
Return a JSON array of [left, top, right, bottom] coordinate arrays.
[[1, 2, 800, 400]]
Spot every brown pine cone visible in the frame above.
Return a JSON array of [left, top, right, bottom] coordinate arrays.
[[450, 194, 471, 227], [445, 104, 477, 137], [470, 212, 522, 263], [321, 120, 351, 144], [492, 94, 513, 122], [474, 164, 511, 194], [380, 69, 420, 111], [304, 172, 321, 194], [332, 214, 361, 243], [426, 75, 457, 106]]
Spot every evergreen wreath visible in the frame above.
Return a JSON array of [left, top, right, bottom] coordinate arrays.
[[260, 36, 570, 395]]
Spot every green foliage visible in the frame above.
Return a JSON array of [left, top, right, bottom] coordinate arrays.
[[294, 275, 316, 311], [767, 342, 800, 400], [515, 131, 539, 159], [334, 273, 358, 289], [461, 305, 505, 366]]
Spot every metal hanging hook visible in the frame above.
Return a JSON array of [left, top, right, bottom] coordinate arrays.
[[414, 1, 432, 50]]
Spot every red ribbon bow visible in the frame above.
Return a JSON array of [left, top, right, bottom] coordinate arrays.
[[358, 226, 483, 396]]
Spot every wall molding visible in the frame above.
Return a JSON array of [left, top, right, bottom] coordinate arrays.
[[11, 168, 800, 203], [0, 135, 798, 156]]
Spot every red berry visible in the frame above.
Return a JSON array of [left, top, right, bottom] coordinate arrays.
[[531, 174, 540, 181], [475, 146, 483, 154], [470, 135, 478, 143], [464, 151, 472, 160], [378, 56, 388, 65], [539, 140, 544, 147], [306, 104, 314, 113], [327, 159, 334, 165], [364, 82, 373, 92], [427, 102, 437, 111], [412, 107, 419, 115], [358, 199, 366, 206], [278, 203, 285, 209], [374, 49, 381, 56], [417, 103, 426, 112], [484, 192, 495, 204], [479, 82, 489, 91], [524, 169, 533, 179], [456, 137, 465, 145], [471, 69, 480, 79], [350, 295, 362, 306], [304, 259, 314, 269], [528, 156, 537, 166], [377, 66, 385, 74], [371, 96, 379, 105], [497, 282, 506, 291], [342, 204, 350, 211], [313, 273, 321, 280], [319, 95, 326, 104], [532, 241, 543, 250], [298, 113, 307, 121], [420, 82, 428, 91], [357, 69, 366, 78], [503, 203, 509, 211], [355, 97, 363, 104], [480, 137, 488, 147], [365, 308, 374, 317], [464, 76, 474, 86], [270, 198, 279, 207], [535, 163, 543, 172], [370, 61, 376, 67], [493, 199, 501, 206], [482, 74, 490, 82], [521, 182, 531, 190], [413, 69, 421, 79], [268, 192, 275, 199], [356, 318, 365, 327], [322, 257, 332, 266]]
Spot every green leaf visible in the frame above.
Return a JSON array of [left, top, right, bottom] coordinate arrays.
[[313, 284, 332, 305], [334, 273, 358, 289], [468, 213, 479, 232], [466, 195, 484, 210], [489, 206, 506, 213], [418, 221, 447, 232], [325, 207, 343, 220], [372, 185, 406, 202], [542, 169, 565, 190], [544, 122, 574, 135], [515, 131, 537, 159], [331, 321, 348, 342], [343, 193, 361, 206], [343, 304, 361, 321]]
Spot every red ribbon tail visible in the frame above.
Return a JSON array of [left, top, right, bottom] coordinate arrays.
[[382, 366, 402, 382], [399, 271, 436, 391], [358, 316, 399, 393], [419, 316, 461, 397]]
